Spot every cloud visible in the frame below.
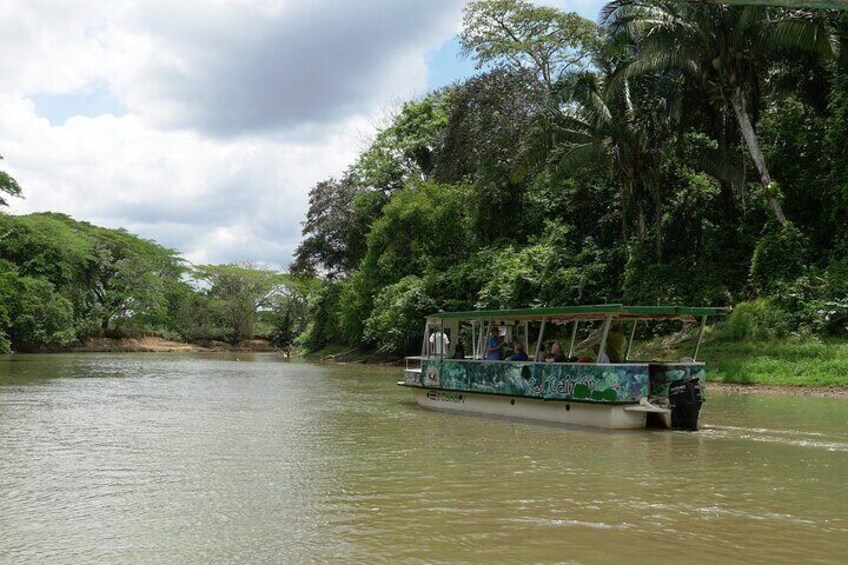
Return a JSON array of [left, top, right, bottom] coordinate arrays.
[[123, 0, 464, 136], [0, 0, 467, 269]]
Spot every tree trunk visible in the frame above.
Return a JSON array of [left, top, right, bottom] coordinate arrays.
[[730, 89, 787, 225]]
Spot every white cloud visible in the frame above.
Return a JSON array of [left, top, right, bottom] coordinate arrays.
[[0, 0, 466, 269]]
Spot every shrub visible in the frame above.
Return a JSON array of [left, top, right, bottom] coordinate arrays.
[[717, 299, 790, 341], [363, 276, 436, 355], [750, 222, 809, 295]]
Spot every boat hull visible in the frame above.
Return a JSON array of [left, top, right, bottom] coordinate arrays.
[[405, 385, 651, 430]]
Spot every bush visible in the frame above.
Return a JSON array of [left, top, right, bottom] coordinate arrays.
[[363, 276, 436, 355], [717, 299, 790, 341], [750, 222, 809, 295], [296, 282, 343, 351], [9, 277, 76, 351]]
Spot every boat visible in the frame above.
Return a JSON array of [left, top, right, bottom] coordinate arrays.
[[399, 304, 730, 430]]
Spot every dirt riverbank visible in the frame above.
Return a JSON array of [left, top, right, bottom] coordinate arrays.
[[38, 336, 279, 354]]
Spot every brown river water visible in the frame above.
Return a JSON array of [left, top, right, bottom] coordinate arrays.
[[1, 353, 846, 564]]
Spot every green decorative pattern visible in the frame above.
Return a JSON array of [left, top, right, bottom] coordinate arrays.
[[417, 359, 650, 403], [648, 363, 707, 398]]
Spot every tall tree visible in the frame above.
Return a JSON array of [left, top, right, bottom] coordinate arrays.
[[0, 155, 22, 207], [461, 0, 600, 93], [518, 69, 680, 260], [193, 262, 285, 344], [603, 0, 838, 225]]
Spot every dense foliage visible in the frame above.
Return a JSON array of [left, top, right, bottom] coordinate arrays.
[[292, 0, 848, 355], [0, 213, 306, 352]]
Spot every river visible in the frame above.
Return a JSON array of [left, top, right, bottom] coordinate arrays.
[[1, 353, 846, 564]]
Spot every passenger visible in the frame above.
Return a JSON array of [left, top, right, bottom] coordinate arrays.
[[606, 323, 626, 363], [429, 329, 450, 356], [506, 342, 528, 361], [485, 326, 502, 360], [453, 342, 466, 359], [534, 343, 546, 362], [546, 342, 566, 363]]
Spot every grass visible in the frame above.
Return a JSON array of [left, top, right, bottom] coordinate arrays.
[[700, 339, 848, 387], [631, 329, 848, 387]]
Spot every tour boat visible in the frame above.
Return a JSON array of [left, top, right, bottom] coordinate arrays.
[[400, 305, 729, 430]]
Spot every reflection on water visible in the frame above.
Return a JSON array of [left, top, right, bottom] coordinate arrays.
[[1, 354, 846, 563]]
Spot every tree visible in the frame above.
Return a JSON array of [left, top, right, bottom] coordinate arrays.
[[518, 70, 679, 260], [360, 180, 474, 286], [356, 94, 451, 187], [603, 0, 838, 225], [436, 69, 546, 241], [193, 262, 284, 344], [0, 155, 22, 207], [86, 227, 184, 332], [460, 0, 600, 92], [291, 173, 369, 277]]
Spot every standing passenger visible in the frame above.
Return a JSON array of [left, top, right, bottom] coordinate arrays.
[[485, 326, 502, 360]]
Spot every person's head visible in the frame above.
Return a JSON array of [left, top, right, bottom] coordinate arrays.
[[490, 326, 500, 336], [514, 342, 524, 353], [551, 342, 562, 355]]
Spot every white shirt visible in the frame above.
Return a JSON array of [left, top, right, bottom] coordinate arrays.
[[429, 331, 450, 355]]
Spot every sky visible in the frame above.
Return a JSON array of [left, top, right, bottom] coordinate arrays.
[[0, 0, 606, 269]]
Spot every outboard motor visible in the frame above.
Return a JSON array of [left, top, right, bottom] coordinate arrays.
[[669, 377, 703, 431]]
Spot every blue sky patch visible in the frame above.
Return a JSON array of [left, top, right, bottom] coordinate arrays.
[[32, 83, 126, 125]]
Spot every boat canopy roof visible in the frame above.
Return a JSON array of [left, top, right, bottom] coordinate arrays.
[[426, 304, 730, 323]]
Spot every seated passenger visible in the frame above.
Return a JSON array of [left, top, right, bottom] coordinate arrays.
[[545, 342, 566, 363], [606, 323, 626, 363], [506, 342, 528, 361], [534, 343, 546, 362], [453, 342, 465, 359], [485, 326, 502, 360]]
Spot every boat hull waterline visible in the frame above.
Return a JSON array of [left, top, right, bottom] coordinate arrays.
[[403, 384, 664, 429]]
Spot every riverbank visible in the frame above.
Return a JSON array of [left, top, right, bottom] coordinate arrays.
[[33, 336, 280, 354]]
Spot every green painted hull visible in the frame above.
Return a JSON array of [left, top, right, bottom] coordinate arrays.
[[407, 359, 663, 403]]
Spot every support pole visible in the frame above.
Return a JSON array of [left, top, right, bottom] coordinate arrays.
[[598, 315, 612, 364], [693, 316, 707, 362], [440, 319, 445, 360], [535, 317, 547, 362], [625, 320, 638, 361], [481, 321, 491, 360], [523, 320, 529, 353], [568, 320, 579, 358], [421, 320, 429, 357]]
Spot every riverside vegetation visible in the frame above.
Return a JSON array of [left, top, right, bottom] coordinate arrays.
[[1, 1, 848, 387]]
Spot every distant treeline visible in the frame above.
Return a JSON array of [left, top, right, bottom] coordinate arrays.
[[0, 212, 309, 353], [289, 1, 848, 355]]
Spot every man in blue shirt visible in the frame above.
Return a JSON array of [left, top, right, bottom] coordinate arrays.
[[506, 342, 529, 361], [485, 326, 502, 360]]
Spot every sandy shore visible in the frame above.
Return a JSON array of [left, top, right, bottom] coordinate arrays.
[[48, 336, 279, 354]]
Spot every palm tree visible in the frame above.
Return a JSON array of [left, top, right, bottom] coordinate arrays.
[[602, 0, 838, 225], [518, 67, 680, 260]]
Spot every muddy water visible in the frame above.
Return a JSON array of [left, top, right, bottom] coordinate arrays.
[[1, 354, 846, 563]]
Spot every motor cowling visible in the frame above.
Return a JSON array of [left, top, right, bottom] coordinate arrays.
[[669, 377, 703, 431]]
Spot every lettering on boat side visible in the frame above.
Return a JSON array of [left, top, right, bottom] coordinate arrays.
[[426, 390, 465, 404]]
